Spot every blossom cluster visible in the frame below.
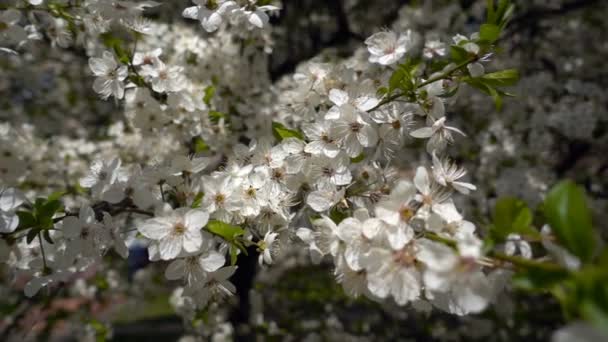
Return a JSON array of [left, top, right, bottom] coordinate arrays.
[[2, 0, 604, 341]]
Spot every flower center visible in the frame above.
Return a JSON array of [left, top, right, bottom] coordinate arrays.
[[214, 193, 226, 205], [172, 222, 187, 236], [98, 171, 108, 181], [272, 168, 284, 180], [399, 205, 415, 222], [322, 166, 334, 177], [393, 244, 417, 266], [349, 122, 362, 133]]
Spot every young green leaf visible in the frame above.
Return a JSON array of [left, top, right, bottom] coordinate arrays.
[[203, 85, 215, 106], [206, 220, 245, 241], [479, 23, 501, 43], [26, 229, 39, 245], [491, 197, 538, 240], [481, 69, 520, 87], [272, 121, 305, 141], [543, 180, 596, 262], [16, 211, 36, 231]]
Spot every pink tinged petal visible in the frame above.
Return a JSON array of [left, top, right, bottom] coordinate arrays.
[[378, 54, 398, 65], [410, 127, 433, 138]]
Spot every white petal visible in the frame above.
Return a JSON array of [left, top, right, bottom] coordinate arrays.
[[165, 259, 186, 280], [329, 89, 349, 106], [159, 236, 182, 260], [182, 6, 199, 19], [139, 218, 170, 240], [201, 251, 225, 272], [410, 127, 433, 138], [185, 209, 209, 230], [62, 216, 82, 238], [414, 167, 430, 195]]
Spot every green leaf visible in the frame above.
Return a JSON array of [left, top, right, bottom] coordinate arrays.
[[450, 45, 470, 64], [203, 85, 215, 106], [491, 197, 538, 240], [479, 23, 501, 43], [272, 121, 304, 141], [192, 136, 209, 153], [47, 191, 66, 202], [486, 0, 496, 24], [481, 69, 520, 87], [26, 229, 39, 245], [229, 244, 239, 265], [487, 84, 503, 111], [99, 33, 130, 65], [43, 230, 54, 244], [512, 267, 571, 291], [463, 77, 509, 111], [36, 199, 63, 229], [191, 192, 204, 209], [544, 180, 596, 262], [350, 153, 365, 163], [16, 211, 36, 230], [329, 206, 349, 225], [206, 220, 245, 241], [38, 199, 63, 220], [209, 110, 227, 124]]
